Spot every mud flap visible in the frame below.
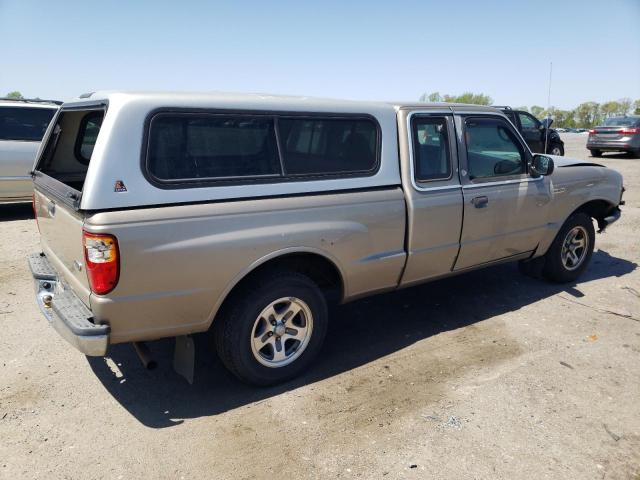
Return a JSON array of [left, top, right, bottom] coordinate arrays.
[[173, 335, 195, 384]]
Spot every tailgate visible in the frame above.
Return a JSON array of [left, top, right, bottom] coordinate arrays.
[[31, 105, 106, 306], [34, 188, 91, 305]]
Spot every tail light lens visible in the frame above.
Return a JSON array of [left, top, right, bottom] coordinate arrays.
[[588, 129, 596, 134], [620, 127, 640, 135], [83, 231, 119, 295]]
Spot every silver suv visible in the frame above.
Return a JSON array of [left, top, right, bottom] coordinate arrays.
[[28, 92, 624, 386], [0, 98, 60, 203]]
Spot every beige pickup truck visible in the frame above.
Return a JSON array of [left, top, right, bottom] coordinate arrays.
[[29, 92, 624, 385]]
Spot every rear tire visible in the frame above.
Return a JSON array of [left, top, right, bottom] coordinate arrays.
[[213, 270, 328, 386], [541, 212, 595, 283], [589, 149, 602, 157]]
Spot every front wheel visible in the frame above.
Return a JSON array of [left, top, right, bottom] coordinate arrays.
[[542, 212, 595, 283], [213, 271, 328, 386], [548, 142, 564, 156], [589, 149, 602, 157]]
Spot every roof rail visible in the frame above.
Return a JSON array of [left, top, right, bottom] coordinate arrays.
[[0, 97, 62, 106], [491, 105, 512, 110]]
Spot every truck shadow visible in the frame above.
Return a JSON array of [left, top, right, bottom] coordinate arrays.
[[87, 249, 636, 428], [0, 202, 33, 221]]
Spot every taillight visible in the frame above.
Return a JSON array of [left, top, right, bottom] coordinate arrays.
[[588, 129, 596, 134], [620, 127, 640, 135], [32, 193, 39, 232], [83, 230, 119, 295]]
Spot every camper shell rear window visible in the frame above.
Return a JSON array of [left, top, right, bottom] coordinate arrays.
[[36, 108, 105, 193], [144, 110, 380, 187]]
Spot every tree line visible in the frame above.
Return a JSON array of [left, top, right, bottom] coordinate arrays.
[[420, 92, 640, 128]]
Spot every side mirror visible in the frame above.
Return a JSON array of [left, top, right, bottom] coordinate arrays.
[[541, 118, 553, 129], [530, 155, 554, 177]]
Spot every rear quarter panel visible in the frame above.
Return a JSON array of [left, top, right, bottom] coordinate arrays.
[[86, 188, 406, 343], [0, 140, 40, 200]]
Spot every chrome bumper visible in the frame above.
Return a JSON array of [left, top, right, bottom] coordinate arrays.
[[28, 253, 109, 356]]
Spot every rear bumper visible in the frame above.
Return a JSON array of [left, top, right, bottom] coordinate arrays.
[[587, 140, 640, 151], [28, 252, 109, 356]]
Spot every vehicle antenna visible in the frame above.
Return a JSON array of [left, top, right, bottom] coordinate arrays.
[[545, 61, 552, 154]]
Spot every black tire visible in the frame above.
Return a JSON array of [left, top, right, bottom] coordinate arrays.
[[626, 149, 640, 158], [589, 149, 602, 157], [213, 270, 328, 386], [548, 142, 564, 156], [542, 212, 595, 283]]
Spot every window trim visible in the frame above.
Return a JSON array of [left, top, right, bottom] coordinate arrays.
[[409, 115, 454, 184], [73, 110, 105, 166], [140, 108, 382, 189], [462, 115, 531, 183]]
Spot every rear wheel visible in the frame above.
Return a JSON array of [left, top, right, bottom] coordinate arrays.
[[589, 149, 602, 157], [213, 271, 328, 386], [541, 212, 595, 283]]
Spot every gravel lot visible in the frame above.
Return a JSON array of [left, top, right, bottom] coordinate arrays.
[[1, 133, 638, 479]]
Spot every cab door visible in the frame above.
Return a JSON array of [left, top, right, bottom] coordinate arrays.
[[399, 111, 464, 285], [453, 114, 552, 270], [517, 111, 543, 153]]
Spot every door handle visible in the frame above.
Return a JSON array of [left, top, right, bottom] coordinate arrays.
[[471, 196, 489, 208]]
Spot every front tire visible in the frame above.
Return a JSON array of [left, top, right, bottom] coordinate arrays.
[[589, 149, 602, 157], [213, 271, 328, 386], [542, 212, 595, 283], [548, 142, 564, 156]]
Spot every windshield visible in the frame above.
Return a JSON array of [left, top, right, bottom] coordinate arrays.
[[603, 116, 639, 127]]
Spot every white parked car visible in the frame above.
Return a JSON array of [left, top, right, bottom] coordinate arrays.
[[1, 98, 60, 203]]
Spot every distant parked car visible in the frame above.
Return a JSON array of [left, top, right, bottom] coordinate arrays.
[[495, 106, 564, 156], [587, 116, 640, 158], [1, 98, 60, 203]]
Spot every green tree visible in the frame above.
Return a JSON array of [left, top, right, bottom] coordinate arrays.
[[419, 92, 443, 102], [552, 110, 576, 128], [419, 91, 492, 105], [617, 97, 632, 116], [574, 102, 601, 127], [634, 99, 640, 115], [601, 101, 621, 118], [530, 106, 545, 118], [5, 91, 23, 99], [515, 106, 529, 112]]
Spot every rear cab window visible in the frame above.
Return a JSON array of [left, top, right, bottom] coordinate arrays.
[[35, 106, 106, 203], [0, 107, 56, 141], [410, 116, 452, 182]]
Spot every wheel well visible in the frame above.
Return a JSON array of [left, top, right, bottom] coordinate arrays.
[[573, 199, 615, 229], [574, 199, 614, 219], [216, 253, 344, 321]]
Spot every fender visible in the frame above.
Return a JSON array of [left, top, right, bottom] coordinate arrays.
[[204, 246, 347, 328]]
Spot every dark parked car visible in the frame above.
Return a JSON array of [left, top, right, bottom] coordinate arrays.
[[587, 116, 640, 158], [495, 106, 564, 156]]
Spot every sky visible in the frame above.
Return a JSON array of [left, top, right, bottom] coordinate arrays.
[[1, 0, 639, 109]]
